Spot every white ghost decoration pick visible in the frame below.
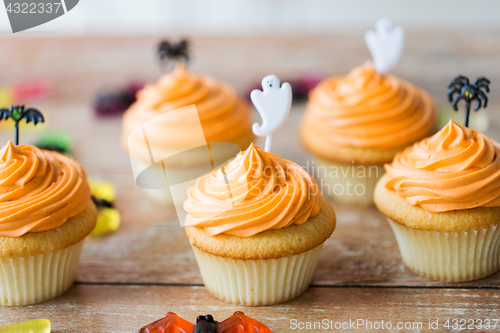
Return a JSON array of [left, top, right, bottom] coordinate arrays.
[[251, 75, 292, 152], [364, 18, 405, 74]]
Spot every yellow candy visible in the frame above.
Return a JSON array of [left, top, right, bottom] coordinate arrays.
[[88, 179, 116, 202], [0, 89, 13, 108], [0, 319, 50, 333], [91, 208, 120, 236]]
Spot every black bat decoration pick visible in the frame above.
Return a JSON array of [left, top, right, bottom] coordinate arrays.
[[157, 39, 189, 72], [447, 75, 490, 128], [0, 105, 45, 145]]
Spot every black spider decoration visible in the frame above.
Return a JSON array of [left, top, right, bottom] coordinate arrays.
[[0, 105, 44, 145], [157, 39, 189, 72], [447, 75, 490, 127]]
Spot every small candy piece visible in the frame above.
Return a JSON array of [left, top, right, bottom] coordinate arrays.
[[0, 79, 51, 108], [0, 319, 51, 333], [94, 91, 127, 117], [122, 82, 145, 107], [138, 312, 194, 333], [93, 82, 144, 117], [36, 131, 72, 156], [90, 207, 120, 236], [217, 312, 271, 333], [12, 79, 51, 102], [89, 179, 120, 236], [89, 179, 116, 202], [193, 315, 218, 333]]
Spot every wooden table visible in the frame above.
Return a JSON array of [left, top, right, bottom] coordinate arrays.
[[0, 34, 499, 332]]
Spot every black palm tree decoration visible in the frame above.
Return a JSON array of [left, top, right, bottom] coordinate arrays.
[[157, 39, 189, 72], [447, 75, 490, 127], [0, 105, 44, 145]]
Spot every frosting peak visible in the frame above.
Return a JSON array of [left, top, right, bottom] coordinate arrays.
[[0, 142, 91, 237], [301, 63, 436, 150], [385, 120, 500, 212], [184, 144, 321, 237]]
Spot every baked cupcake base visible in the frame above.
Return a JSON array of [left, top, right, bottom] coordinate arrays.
[[0, 240, 84, 306], [314, 158, 383, 205], [375, 175, 500, 282], [186, 199, 336, 306], [191, 244, 323, 306], [0, 202, 97, 306], [388, 219, 500, 282]]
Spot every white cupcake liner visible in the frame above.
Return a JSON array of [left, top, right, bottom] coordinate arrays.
[[0, 240, 84, 306], [314, 158, 383, 205], [387, 218, 500, 282], [191, 244, 323, 306]]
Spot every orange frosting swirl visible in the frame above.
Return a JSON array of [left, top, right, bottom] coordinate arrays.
[[184, 144, 322, 237], [122, 64, 253, 161], [0, 142, 91, 237], [385, 120, 500, 212], [302, 63, 436, 149]]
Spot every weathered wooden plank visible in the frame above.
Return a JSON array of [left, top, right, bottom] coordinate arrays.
[[1, 285, 498, 332], [77, 198, 500, 287]]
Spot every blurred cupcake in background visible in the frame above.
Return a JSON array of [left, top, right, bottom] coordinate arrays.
[[299, 20, 437, 205], [300, 63, 436, 205], [122, 41, 254, 206]]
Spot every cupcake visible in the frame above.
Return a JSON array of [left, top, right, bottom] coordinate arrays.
[[184, 144, 336, 306], [122, 64, 254, 205], [375, 120, 500, 282], [0, 142, 96, 306], [300, 63, 436, 205]]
